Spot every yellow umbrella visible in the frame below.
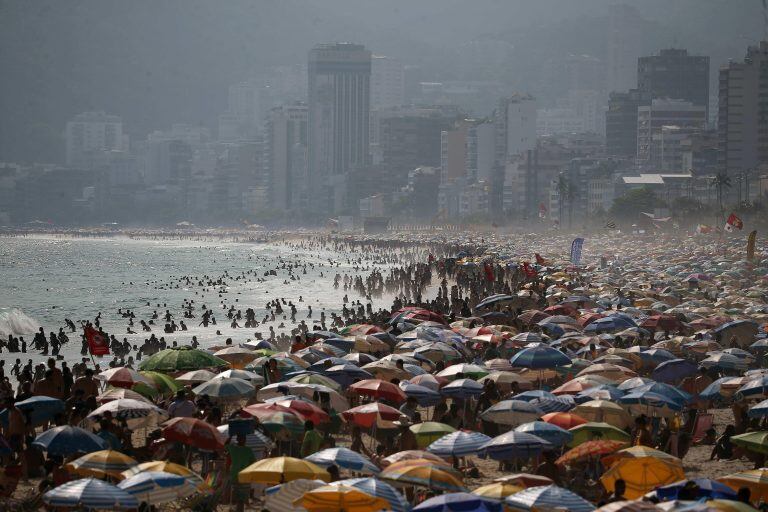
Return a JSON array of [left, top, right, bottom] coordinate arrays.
[[120, 460, 205, 488], [294, 484, 390, 512], [572, 400, 633, 430], [719, 468, 768, 504], [601, 445, 681, 468], [238, 456, 330, 484], [65, 450, 138, 478], [707, 500, 759, 512], [600, 456, 684, 499], [472, 482, 524, 499], [577, 364, 637, 383], [213, 347, 259, 369]]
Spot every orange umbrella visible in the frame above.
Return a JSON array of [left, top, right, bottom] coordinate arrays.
[[349, 379, 407, 404], [381, 450, 446, 466], [555, 440, 628, 466], [162, 417, 225, 451], [541, 412, 588, 430], [341, 403, 405, 428]]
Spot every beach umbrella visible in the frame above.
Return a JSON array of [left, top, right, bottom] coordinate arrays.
[[576, 386, 626, 403], [478, 431, 551, 461], [527, 396, 575, 414], [476, 294, 516, 310], [214, 346, 260, 368], [441, 378, 484, 399], [413, 343, 463, 362], [139, 346, 229, 372], [436, 364, 490, 381], [66, 450, 138, 478], [600, 457, 685, 499], [656, 478, 737, 501], [176, 369, 217, 384], [382, 450, 446, 465], [427, 430, 492, 457], [493, 473, 553, 488], [572, 400, 632, 429], [216, 425, 274, 456], [305, 447, 380, 475], [97, 367, 153, 388], [349, 379, 407, 403], [400, 382, 442, 406], [333, 477, 410, 512], [96, 388, 150, 404], [323, 364, 375, 387], [414, 492, 502, 512], [307, 357, 350, 373], [289, 373, 342, 391], [117, 470, 197, 505], [511, 332, 545, 343], [264, 479, 326, 512], [192, 377, 255, 400], [595, 501, 661, 512], [32, 425, 107, 456], [705, 499, 760, 512], [618, 391, 684, 417], [85, 398, 167, 427], [617, 377, 654, 391], [640, 314, 682, 332], [213, 368, 265, 386], [552, 376, 611, 395], [736, 376, 768, 400], [472, 482, 524, 500], [510, 346, 572, 369], [719, 468, 768, 503], [749, 399, 768, 418], [408, 422, 456, 448], [651, 359, 698, 384], [120, 460, 205, 489], [294, 484, 389, 512], [701, 353, 748, 372], [585, 316, 636, 333], [555, 440, 627, 466], [239, 456, 330, 484], [258, 382, 349, 412], [480, 400, 543, 426], [138, 371, 182, 396], [541, 411, 588, 430], [0, 395, 64, 428], [379, 464, 467, 492], [43, 478, 139, 510], [577, 364, 637, 383], [505, 484, 595, 512], [161, 417, 225, 451], [568, 422, 630, 447], [514, 421, 573, 447], [730, 431, 768, 455], [602, 445, 681, 468], [342, 403, 406, 429], [270, 398, 330, 425], [410, 374, 444, 392], [632, 382, 692, 404], [343, 353, 379, 366]]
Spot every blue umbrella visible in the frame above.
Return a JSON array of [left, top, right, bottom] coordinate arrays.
[[655, 478, 737, 501], [514, 421, 573, 447], [441, 378, 484, 399], [736, 375, 768, 399], [307, 357, 351, 372], [321, 338, 356, 353], [305, 447, 380, 475], [43, 478, 138, 510], [538, 323, 565, 338], [117, 471, 196, 505], [480, 400, 544, 426], [618, 391, 684, 414], [505, 484, 595, 512], [32, 425, 108, 456], [334, 477, 410, 512], [510, 346, 571, 369], [404, 364, 429, 376], [321, 364, 374, 387], [528, 397, 574, 414], [699, 377, 735, 402], [616, 377, 654, 391], [513, 390, 557, 402], [476, 294, 516, 310], [632, 382, 692, 404], [427, 431, 492, 457], [0, 395, 65, 428], [576, 385, 625, 403], [651, 359, 698, 384], [584, 316, 635, 333], [308, 330, 340, 340], [748, 398, 768, 418], [414, 492, 502, 512], [639, 348, 677, 365], [401, 382, 442, 406], [478, 431, 551, 461]]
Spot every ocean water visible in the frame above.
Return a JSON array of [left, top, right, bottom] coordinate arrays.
[[0, 235, 392, 369]]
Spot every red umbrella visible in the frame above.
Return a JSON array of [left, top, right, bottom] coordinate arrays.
[[271, 399, 330, 425], [639, 314, 682, 332], [518, 310, 550, 325], [348, 324, 383, 335], [162, 417, 225, 451], [341, 403, 405, 428], [349, 379, 407, 404], [402, 309, 447, 325], [243, 403, 302, 422], [578, 313, 605, 327], [544, 305, 577, 317], [541, 412, 588, 430]]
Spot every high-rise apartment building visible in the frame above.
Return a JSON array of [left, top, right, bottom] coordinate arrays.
[[638, 48, 710, 119], [307, 43, 371, 213], [605, 89, 652, 157], [718, 41, 768, 174], [266, 104, 308, 212], [371, 55, 405, 109], [637, 99, 706, 168], [65, 111, 126, 168], [494, 94, 537, 164]]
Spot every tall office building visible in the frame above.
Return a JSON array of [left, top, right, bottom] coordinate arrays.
[[605, 89, 652, 157], [718, 41, 768, 174], [638, 48, 710, 119], [266, 104, 308, 212], [307, 43, 372, 213], [636, 99, 706, 168], [371, 55, 405, 109], [494, 94, 537, 164]]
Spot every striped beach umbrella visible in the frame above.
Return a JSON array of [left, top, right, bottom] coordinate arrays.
[[305, 447, 380, 475], [96, 388, 151, 404], [32, 425, 108, 456], [192, 377, 255, 400], [411, 422, 457, 448], [86, 398, 167, 427], [216, 425, 274, 455], [264, 479, 326, 512], [43, 478, 139, 510], [333, 477, 410, 512], [379, 464, 467, 493], [120, 460, 205, 489], [427, 430, 492, 457], [480, 400, 543, 426], [505, 484, 595, 512], [513, 421, 573, 447], [66, 450, 139, 478], [400, 382, 442, 406], [176, 369, 217, 384], [117, 471, 197, 505], [478, 431, 552, 461], [719, 468, 768, 503], [555, 440, 627, 466], [441, 378, 484, 399], [414, 492, 503, 512]]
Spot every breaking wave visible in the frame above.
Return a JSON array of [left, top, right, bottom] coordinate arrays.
[[0, 308, 40, 337]]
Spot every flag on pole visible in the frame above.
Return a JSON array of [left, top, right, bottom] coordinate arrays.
[[747, 230, 758, 261], [724, 213, 744, 232], [570, 238, 584, 265], [84, 325, 110, 356]]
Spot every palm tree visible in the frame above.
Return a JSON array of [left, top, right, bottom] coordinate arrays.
[[709, 172, 732, 216]]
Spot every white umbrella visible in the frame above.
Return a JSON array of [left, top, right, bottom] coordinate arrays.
[[43, 478, 138, 510], [117, 471, 196, 505], [192, 377, 255, 400], [176, 369, 217, 384], [86, 399, 167, 428]]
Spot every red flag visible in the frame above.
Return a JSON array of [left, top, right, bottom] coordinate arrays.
[[84, 326, 110, 356], [522, 261, 538, 278], [483, 262, 495, 282], [725, 213, 743, 232]]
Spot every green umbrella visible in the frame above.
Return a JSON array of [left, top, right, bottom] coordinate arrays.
[[568, 422, 630, 447], [138, 372, 181, 396], [261, 412, 305, 441], [288, 373, 342, 391], [139, 347, 229, 372], [731, 431, 768, 455], [409, 422, 457, 448]]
